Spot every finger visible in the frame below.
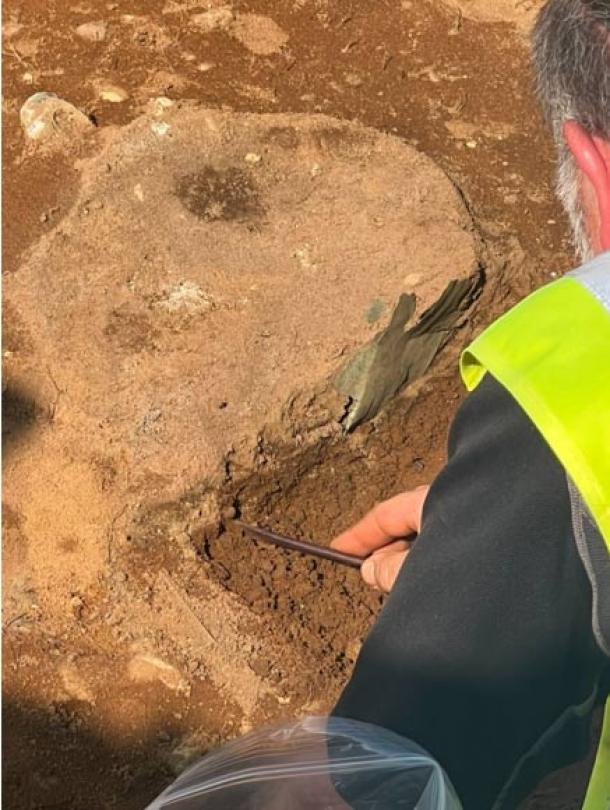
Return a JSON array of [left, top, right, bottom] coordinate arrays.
[[331, 486, 429, 556], [361, 548, 409, 593], [374, 539, 411, 556]]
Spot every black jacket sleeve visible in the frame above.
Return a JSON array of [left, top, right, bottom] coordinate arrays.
[[333, 374, 609, 810]]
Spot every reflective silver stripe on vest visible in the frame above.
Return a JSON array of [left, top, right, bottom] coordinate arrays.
[[568, 253, 610, 679], [569, 250, 610, 312]]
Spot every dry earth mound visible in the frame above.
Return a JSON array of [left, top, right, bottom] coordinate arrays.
[[4, 101, 481, 763]]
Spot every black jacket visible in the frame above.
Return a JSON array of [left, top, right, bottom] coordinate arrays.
[[333, 374, 610, 809]]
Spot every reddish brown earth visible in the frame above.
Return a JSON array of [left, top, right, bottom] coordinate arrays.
[[3, 1, 591, 809]]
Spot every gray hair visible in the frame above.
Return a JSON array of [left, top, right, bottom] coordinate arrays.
[[532, 0, 610, 259]]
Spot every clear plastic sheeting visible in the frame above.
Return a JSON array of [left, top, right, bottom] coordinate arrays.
[[146, 716, 462, 810]]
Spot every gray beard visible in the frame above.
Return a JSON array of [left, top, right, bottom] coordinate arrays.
[[557, 145, 594, 263]]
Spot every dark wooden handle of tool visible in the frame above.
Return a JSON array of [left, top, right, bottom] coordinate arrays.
[[234, 521, 363, 569]]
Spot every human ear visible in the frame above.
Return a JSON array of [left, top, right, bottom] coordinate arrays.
[[563, 120, 610, 252]]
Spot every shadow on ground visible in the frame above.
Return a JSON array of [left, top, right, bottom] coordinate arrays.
[[2, 385, 47, 457], [2, 696, 176, 810], [1, 694, 600, 810]]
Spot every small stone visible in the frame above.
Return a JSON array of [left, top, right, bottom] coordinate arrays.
[[75, 21, 107, 42], [99, 85, 129, 103], [244, 152, 262, 164], [151, 121, 170, 137], [134, 183, 144, 202], [191, 6, 234, 32], [197, 62, 215, 73], [310, 163, 322, 177], [344, 72, 363, 88], [292, 244, 316, 270], [465, 139, 478, 149], [22, 72, 34, 85], [69, 594, 85, 619], [128, 653, 190, 695], [20, 92, 93, 147], [152, 96, 173, 117]]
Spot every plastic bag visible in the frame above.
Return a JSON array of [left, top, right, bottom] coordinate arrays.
[[146, 716, 462, 809]]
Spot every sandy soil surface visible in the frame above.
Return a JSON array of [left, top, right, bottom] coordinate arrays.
[[3, 1, 591, 808]]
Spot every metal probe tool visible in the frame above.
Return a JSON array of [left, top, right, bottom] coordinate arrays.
[[234, 521, 363, 570]]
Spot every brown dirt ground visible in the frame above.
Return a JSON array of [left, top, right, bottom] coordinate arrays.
[[3, 1, 593, 809]]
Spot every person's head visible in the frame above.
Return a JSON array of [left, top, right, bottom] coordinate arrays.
[[532, 0, 610, 259]]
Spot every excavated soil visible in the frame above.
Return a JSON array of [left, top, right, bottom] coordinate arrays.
[[3, 1, 592, 809]]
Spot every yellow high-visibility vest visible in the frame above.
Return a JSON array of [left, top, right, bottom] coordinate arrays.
[[460, 252, 610, 809]]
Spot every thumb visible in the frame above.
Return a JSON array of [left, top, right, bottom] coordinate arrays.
[[361, 544, 409, 593]]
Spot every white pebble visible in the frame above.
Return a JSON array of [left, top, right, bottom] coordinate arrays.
[[152, 96, 174, 117], [20, 92, 93, 144], [99, 85, 129, 103], [76, 21, 107, 42], [151, 121, 170, 137]]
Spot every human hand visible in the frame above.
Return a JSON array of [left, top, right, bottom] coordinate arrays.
[[330, 486, 429, 592]]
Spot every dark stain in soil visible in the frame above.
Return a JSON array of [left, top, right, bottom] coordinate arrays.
[[176, 167, 264, 223], [104, 305, 161, 353]]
